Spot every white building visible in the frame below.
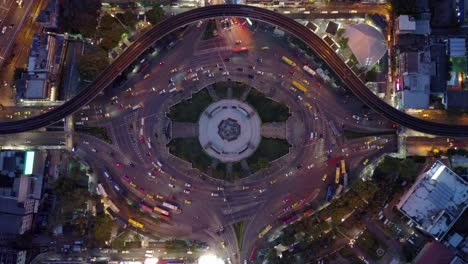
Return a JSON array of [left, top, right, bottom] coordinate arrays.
[[397, 161, 468, 240]]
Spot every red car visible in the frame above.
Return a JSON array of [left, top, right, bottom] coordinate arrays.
[[139, 136, 145, 144], [123, 175, 130, 182], [159, 61, 165, 65]]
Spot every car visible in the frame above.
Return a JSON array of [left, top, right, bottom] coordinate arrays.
[[297, 95, 303, 101], [123, 175, 131, 182], [242, 185, 250, 190], [170, 68, 178, 73], [183, 189, 190, 194], [248, 74, 254, 79], [169, 176, 177, 182], [185, 183, 192, 188], [259, 189, 266, 193], [129, 162, 135, 167], [139, 187, 145, 193], [146, 193, 154, 200], [223, 198, 228, 202], [235, 40, 242, 44], [256, 71, 264, 75], [270, 179, 277, 185], [159, 61, 165, 65], [1, 26, 7, 34], [5, 114, 12, 119], [288, 70, 295, 75], [208, 73, 214, 78], [352, 115, 361, 121], [116, 162, 123, 168], [168, 183, 176, 188], [211, 192, 219, 197], [225, 57, 232, 62], [303, 79, 310, 85], [322, 174, 327, 181], [257, 58, 263, 63], [192, 77, 199, 81], [144, 74, 150, 79], [249, 65, 256, 69], [184, 199, 192, 205], [156, 194, 164, 200], [129, 181, 137, 188], [13, 111, 20, 116], [363, 159, 369, 165], [83, 141, 90, 145], [91, 148, 97, 152], [81, 117, 88, 121], [217, 186, 224, 190], [237, 67, 244, 72], [222, 71, 230, 76]]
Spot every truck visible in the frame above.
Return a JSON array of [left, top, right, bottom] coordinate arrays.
[[162, 201, 182, 214], [258, 225, 272, 238], [335, 167, 341, 184], [340, 160, 346, 175]]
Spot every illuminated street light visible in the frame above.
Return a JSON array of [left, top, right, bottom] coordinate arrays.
[[198, 254, 224, 264]]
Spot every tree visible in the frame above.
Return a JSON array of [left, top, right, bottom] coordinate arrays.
[[116, 11, 138, 30], [78, 48, 109, 81], [378, 156, 400, 175], [93, 214, 114, 244], [60, 0, 101, 38], [99, 14, 127, 51], [146, 6, 165, 25], [399, 159, 418, 183]]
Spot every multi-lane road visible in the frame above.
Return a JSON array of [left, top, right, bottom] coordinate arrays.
[[68, 18, 399, 263], [0, 5, 466, 136]]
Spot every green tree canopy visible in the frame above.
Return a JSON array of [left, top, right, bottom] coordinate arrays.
[[93, 214, 114, 244], [146, 6, 165, 25], [78, 48, 109, 81]]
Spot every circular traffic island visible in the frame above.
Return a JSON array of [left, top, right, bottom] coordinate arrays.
[[166, 81, 294, 181], [198, 99, 261, 163]]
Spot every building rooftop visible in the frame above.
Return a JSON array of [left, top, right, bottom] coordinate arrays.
[[397, 161, 468, 240], [401, 73, 430, 109], [446, 91, 468, 109], [344, 23, 387, 69], [449, 38, 466, 57], [430, 44, 449, 93], [325, 21, 339, 35], [414, 241, 454, 264], [24, 78, 48, 99]]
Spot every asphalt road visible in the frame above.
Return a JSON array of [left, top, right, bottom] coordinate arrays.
[[71, 19, 398, 263], [0, 5, 466, 136]]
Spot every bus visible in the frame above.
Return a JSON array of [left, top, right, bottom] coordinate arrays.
[[302, 65, 317, 76], [249, 245, 258, 262], [281, 56, 297, 67], [283, 214, 299, 225], [153, 206, 170, 216], [159, 214, 171, 222], [335, 167, 341, 184], [97, 184, 108, 197], [340, 160, 346, 175], [258, 225, 272, 238], [232, 46, 249, 53], [292, 80, 308, 93], [303, 209, 315, 217], [140, 202, 153, 214], [326, 185, 334, 202], [162, 202, 182, 214], [128, 218, 144, 229], [106, 207, 117, 219], [100, 167, 111, 179], [326, 156, 344, 167]]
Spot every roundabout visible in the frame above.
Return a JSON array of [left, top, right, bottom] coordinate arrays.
[[72, 13, 400, 264], [198, 99, 262, 163]]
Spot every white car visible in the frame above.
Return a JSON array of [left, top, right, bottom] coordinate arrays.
[[352, 115, 361, 121], [211, 192, 219, 197], [1, 26, 7, 34], [183, 189, 190, 194], [222, 71, 230, 76], [217, 186, 224, 190], [185, 183, 192, 188], [256, 71, 264, 75], [91, 148, 97, 152], [168, 183, 175, 188], [83, 141, 90, 145], [208, 73, 214, 78]]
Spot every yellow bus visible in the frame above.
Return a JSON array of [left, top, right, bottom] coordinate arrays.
[[292, 81, 308, 93], [128, 218, 144, 229], [258, 225, 272, 239], [340, 160, 346, 175], [281, 56, 297, 67], [335, 167, 340, 184]]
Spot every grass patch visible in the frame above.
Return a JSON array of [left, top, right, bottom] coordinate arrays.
[[246, 89, 290, 122], [233, 221, 246, 251], [247, 138, 290, 172], [356, 230, 387, 260], [168, 88, 213, 123], [168, 138, 212, 171], [344, 129, 395, 140], [77, 126, 112, 144], [212, 82, 228, 99]]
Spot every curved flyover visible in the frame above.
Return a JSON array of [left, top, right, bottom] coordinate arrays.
[[1, 5, 467, 137]]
